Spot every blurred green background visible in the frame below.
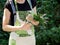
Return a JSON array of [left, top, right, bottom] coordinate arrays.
[[0, 0, 60, 45]]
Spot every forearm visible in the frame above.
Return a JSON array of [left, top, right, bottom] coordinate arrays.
[[3, 25, 22, 32]]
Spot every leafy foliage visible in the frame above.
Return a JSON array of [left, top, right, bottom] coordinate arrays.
[[35, 0, 60, 45]]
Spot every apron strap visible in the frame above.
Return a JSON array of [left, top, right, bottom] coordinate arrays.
[[9, 0, 16, 14]]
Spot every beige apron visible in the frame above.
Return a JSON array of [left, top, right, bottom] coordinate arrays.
[[9, 32, 36, 45], [9, 10, 36, 45], [9, 0, 36, 45]]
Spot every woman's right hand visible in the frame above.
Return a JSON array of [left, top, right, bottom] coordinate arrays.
[[21, 22, 32, 30]]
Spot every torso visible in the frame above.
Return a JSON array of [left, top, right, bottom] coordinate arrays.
[[4, 0, 36, 25]]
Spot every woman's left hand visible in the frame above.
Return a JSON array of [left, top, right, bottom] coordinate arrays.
[[26, 14, 33, 22], [26, 14, 39, 26], [31, 20, 39, 26]]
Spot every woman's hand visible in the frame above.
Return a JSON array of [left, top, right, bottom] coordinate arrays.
[[21, 22, 32, 30], [26, 14, 33, 22], [31, 20, 39, 26], [26, 14, 39, 26]]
